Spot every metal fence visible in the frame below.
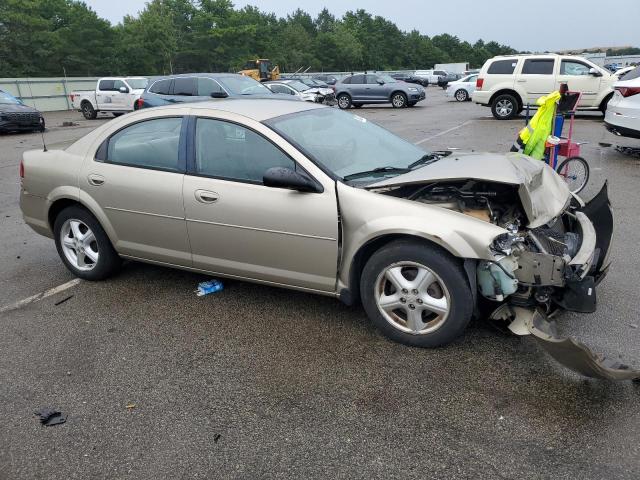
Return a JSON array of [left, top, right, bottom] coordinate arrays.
[[0, 77, 99, 112]]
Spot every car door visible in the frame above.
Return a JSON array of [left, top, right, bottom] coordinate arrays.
[[348, 75, 367, 101], [96, 79, 115, 110], [365, 75, 387, 102], [80, 114, 192, 266], [169, 77, 197, 104], [466, 74, 478, 94], [557, 59, 602, 107], [195, 77, 227, 101], [110, 80, 129, 110], [182, 114, 339, 292], [517, 58, 557, 104], [146, 78, 173, 106]]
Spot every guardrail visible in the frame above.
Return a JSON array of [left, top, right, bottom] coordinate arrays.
[[0, 77, 99, 112]]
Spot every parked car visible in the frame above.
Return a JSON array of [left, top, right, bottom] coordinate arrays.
[[436, 72, 463, 89], [605, 66, 640, 138], [139, 73, 275, 108], [264, 79, 335, 104], [19, 99, 626, 379], [414, 69, 448, 85], [335, 73, 425, 109], [390, 73, 429, 87], [312, 74, 339, 85], [446, 74, 478, 101], [614, 66, 636, 80], [70, 77, 148, 119], [473, 54, 616, 119], [0, 90, 45, 133]]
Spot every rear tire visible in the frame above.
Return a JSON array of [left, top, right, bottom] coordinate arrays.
[[360, 240, 473, 348], [353, 103, 363, 109], [81, 101, 97, 120], [491, 93, 519, 120], [53, 205, 121, 281], [337, 94, 352, 109]]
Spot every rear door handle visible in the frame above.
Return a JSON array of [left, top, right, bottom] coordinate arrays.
[[195, 190, 219, 204], [87, 174, 105, 186]]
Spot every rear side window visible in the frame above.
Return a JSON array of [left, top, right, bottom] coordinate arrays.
[[269, 84, 295, 95], [106, 117, 183, 172], [522, 59, 555, 75], [99, 80, 115, 91], [149, 79, 171, 95], [350, 75, 365, 84], [197, 78, 224, 96], [487, 60, 517, 74], [341, 76, 352, 84], [172, 77, 196, 96]]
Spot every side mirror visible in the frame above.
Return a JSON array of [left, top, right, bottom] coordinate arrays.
[[589, 67, 602, 77], [377, 80, 385, 85], [211, 91, 229, 98], [119, 86, 129, 93], [263, 167, 322, 193]]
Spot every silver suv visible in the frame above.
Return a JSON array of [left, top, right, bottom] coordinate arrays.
[[335, 74, 425, 109]]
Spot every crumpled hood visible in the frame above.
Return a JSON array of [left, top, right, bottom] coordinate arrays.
[[369, 151, 572, 228]]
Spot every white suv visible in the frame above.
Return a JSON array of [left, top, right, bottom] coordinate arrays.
[[473, 54, 616, 119]]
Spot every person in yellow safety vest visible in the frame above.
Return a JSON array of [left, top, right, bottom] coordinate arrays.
[[511, 91, 561, 160]]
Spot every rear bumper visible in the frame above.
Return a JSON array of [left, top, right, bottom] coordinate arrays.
[[605, 121, 640, 139]]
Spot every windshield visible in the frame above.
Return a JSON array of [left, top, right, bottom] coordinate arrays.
[[266, 108, 430, 181], [378, 74, 397, 83], [287, 80, 311, 92], [126, 78, 148, 89], [217, 76, 272, 95], [0, 91, 21, 105]]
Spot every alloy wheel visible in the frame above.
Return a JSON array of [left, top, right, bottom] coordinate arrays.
[[60, 219, 99, 271], [375, 261, 451, 335], [496, 99, 513, 117], [392, 94, 406, 108]]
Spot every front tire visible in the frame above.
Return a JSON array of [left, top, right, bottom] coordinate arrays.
[[391, 92, 407, 108], [53, 206, 121, 281], [81, 101, 97, 120], [454, 89, 468, 102], [491, 93, 518, 120], [337, 94, 352, 109], [112, 112, 124, 117], [360, 240, 473, 348]]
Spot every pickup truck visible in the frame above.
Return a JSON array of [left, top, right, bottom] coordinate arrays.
[[70, 77, 148, 119]]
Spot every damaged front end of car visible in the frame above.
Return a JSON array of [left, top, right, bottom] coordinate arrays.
[[370, 152, 637, 380]]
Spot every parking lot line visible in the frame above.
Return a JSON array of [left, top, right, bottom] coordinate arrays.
[[414, 120, 474, 145], [0, 278, 81, 314]]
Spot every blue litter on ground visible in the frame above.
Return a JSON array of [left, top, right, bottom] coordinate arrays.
[[196, 279, 224, 296]]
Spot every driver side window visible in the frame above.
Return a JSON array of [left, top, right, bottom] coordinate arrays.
[[194, 118, 295, 183], [560, 61, 591, 76]]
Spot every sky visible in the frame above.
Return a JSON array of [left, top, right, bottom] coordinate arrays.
[[87, 0, 640, 52]]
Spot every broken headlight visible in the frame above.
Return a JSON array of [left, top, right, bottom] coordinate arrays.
[[491, 232, 523, 255]]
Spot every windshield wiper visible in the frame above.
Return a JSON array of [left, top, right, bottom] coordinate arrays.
[[343, 166, 410, 181], [408, 153, 443, 170]]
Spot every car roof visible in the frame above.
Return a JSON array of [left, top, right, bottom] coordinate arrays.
[[143, 98, 325, 122], [150, 73, 244, 80]]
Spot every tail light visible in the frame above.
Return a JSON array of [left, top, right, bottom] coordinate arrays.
[[616, 86, 640, 97], [135, 98, 144, 109], [19, 159, 24, 179], [69, 94, 75, 103], [476, 78, 484, 90]]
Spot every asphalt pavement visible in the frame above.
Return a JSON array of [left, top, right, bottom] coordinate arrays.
[[1, 90, 640, 479]]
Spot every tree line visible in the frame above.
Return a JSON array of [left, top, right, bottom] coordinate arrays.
[[1, 0, 521, 78]]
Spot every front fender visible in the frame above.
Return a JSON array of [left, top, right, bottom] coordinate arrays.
[[337, 183, 505, 289]]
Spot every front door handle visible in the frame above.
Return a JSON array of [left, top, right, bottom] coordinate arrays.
[[517, 79, 527, 83], [195, 189, 219, 204], [87, 174, 105, 186]]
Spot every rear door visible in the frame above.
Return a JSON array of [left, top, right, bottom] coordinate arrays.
[[146, 78, 173, 106], [484, 59, 518, 92], [169, 77, 197, 104], [348, 75, 367, 101], [517, 57, 556, 104], [80, 114, 191, 266], [96, 79, 115, 110], [557, 59, 602, 107]]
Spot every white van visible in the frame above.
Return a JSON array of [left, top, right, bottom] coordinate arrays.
[[472, 54, 616, 119]]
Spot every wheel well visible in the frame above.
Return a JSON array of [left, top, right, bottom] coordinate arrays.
[[344, 234, 458, 306], [390, 90, 407, 101], [48, 199, 83, 229], [600, 92, 614, 112], [489, 89, 522, 108], [80, 100, 91, 107]]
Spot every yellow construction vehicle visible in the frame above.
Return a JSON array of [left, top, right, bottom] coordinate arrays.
[[238, 59, 280, 82]]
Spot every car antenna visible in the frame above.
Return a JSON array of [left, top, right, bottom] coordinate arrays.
[[25, 79, 47, 151]]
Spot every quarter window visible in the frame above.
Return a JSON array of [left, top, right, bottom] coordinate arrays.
[[350, 75, 365, 84], [194, 118, 295, 183], [522, 59, 555, 75], [105, 117, 183, 171], [560, 60, 591, 76], [487, 60, 517, 74], [149, 79, 171, 95]]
